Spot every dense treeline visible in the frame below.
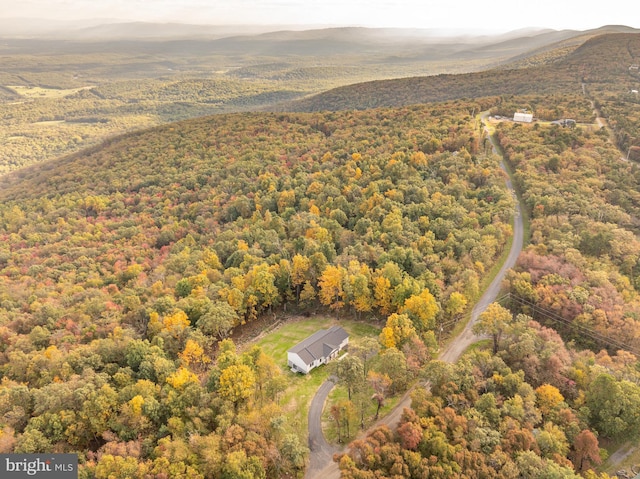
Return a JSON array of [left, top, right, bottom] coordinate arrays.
[[275, 67, 582, 112], [338, 304, 640, 478], [0, 78, 309, 175], [0, 43, 413, 175], [0, 103, 511, 331], [1, 30, 639, 478], [489, 94, 594, 123], [2, 32, 638, 175], [0, 102, 513, 476], [604, 96, 640, 160], [575, 34, 640, 158], [496, 119, 640, 351]]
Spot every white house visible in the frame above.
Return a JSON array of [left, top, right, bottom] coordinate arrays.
[[287, 326, 349, 374], [513, 112, 533, 123]]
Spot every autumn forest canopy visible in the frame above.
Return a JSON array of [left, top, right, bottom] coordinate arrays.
[[0, 27, 639, 479]]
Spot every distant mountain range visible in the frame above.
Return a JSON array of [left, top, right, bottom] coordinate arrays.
[[1, 20, 637, 74], [0, 18, 286, 39]]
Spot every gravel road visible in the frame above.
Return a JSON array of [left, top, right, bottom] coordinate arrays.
[[440, 130, 524, 362]]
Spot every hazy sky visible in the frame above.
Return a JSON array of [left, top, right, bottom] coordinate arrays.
[[3, 0, 639, 32]]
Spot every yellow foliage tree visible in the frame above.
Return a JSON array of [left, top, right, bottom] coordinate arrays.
[[219, 364, 256, 407], [318, 265, 346, 317], [373, 276, 393, 316], [445, 291, 468, 319], [379, 327, 397, 349], [162, 310, 190, 339], [129, 395, 145, 417], [309, 204, 321, 216], [351, 273, 373, 317], [147, 311, 162, 336], [299, 281, 316, 307], [223, 287, 246, 318], [200, 248, 222, 270], [379, 313, 417, 349], [166, 367, 199, 390], [291, 254, 311, 301], [400, 289, 439, 331], [179, 339, 211, 369], [472, 302, 513, 354], [535, 384, 565, 416], [410, 151, 428, 167], [277, 189, 296, 213]]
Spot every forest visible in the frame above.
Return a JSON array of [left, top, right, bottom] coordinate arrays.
[[0, 29, 640, 479], [337, 307, 640, 478], [336, 95, 640, 477], [1, 27, 638, 176], [496, 117, 640, 350], [0, 101, 518, 477]]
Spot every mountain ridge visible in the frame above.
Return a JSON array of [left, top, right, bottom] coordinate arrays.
[[273, 31, 640, 112]]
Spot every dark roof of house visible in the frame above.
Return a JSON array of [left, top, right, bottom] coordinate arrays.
[[288, 326, 348, 366]]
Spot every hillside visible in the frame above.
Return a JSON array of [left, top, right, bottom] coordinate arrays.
[[2, 93, 640, 478], [278, 32, 640, 112], [276, 32, 640, 159]]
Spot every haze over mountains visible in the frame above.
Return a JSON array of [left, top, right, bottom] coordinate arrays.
[[1, 20, 636, 57], [0, 18, 290, 39]]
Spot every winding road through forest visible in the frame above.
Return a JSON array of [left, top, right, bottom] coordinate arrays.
[[304, 118, 525, 479]]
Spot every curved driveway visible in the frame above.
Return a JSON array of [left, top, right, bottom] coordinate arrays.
[[305, 117, 525, 479], [306, 377, 340, 477]]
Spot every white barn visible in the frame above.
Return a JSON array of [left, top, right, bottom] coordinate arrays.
[[287, 326, 349, 374], [513, 112, 533, 123]]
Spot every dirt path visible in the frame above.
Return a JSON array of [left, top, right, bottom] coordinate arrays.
[[304, 117, 524, 479]]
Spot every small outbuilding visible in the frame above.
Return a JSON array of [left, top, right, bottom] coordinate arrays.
[[513, 112, 533, 123], [287, 325, 349, 374]]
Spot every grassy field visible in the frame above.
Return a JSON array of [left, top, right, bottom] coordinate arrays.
[[8, 85, 94, 99], [250, 315, 382, 439]]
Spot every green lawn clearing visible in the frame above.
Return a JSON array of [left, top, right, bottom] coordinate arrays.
[[251, 315, 381, 439]]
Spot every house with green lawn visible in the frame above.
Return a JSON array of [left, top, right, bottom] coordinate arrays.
[[287, 325, 349, 374]]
